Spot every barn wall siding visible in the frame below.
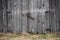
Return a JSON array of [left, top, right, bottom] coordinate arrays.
[[1, 0, 59, 33]]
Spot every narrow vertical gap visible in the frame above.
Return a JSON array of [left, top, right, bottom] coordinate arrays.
[[5, 0, 8, 32], [49, 0, 51, 32]]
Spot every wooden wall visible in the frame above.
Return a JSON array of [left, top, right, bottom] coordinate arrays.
[[1, 0, 60, 33]]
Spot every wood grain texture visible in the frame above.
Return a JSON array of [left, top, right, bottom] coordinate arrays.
[[0, 0, 60, 33]]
